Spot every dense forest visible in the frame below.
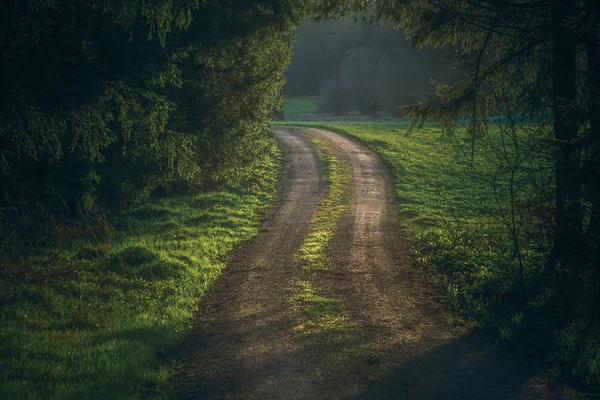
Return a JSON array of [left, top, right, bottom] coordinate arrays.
[[1, 0, 600, 397], [284, 20, 450, 114], [1, 0, 306, 259]]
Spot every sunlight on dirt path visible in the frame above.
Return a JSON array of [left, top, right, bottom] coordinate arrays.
[[173, 127, 582, 400], [173, 129, 324, 399], [296, 127, 579, 400]]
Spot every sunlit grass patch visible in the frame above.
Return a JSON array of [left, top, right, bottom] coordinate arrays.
[[296, 138, 352, 270], [297, 280, 338, 318], [0, 138, 281, 399], [292, 281, 357, 338]]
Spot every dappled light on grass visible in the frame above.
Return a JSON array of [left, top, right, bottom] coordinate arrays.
[[0, 142, 280, 398], [291, 135, 356, 342], [296, 138, 352, 270], [292, 280, 357, 339]]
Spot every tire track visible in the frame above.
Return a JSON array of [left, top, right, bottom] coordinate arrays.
[[173, 126, 581, 400], [296, 126, 579, 400], [173, 129, 324, 399]]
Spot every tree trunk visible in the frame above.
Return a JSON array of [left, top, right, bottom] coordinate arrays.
[[585, 0, 600, 239], [584, 0, 600, 321], [549, 0, 582, 275]]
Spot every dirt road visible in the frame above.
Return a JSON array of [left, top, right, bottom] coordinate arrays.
[[173, 127, 580, 399]]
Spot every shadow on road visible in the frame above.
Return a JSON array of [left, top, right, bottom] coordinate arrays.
[[353, 330, 542, 400]]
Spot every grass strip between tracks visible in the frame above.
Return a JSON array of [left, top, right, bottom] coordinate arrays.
[[293, 137, 356, 338], [296, 138, 352, 271]]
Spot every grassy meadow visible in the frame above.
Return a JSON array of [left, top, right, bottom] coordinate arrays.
[[0, 139, 281, 399], [283, 96, 319, 119]]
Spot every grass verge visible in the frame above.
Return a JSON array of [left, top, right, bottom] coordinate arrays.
[[0, 137, 281, 399]]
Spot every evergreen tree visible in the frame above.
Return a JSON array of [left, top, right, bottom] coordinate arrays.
[[0, 0, 307, 255]]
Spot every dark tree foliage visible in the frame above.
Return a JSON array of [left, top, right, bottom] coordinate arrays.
[[284, 20, 450, 114], [0, 0, 307, 257]]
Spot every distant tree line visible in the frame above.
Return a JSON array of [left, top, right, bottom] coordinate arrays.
[[0, 0, 306, 258], [284, 20, 451, 115]]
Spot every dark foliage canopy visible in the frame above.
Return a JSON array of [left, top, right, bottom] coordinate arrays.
[[0, 0, 308, 255]]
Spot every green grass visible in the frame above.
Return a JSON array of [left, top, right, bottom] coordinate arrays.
[[296, 138, 352, 270], [274, 121, 539, 320], [296, 281, 339, 319], [293, 280, 356, 338], [0, 138, 281, 399], [292, 135, 355, 338], [283, 96, 318, 119]]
